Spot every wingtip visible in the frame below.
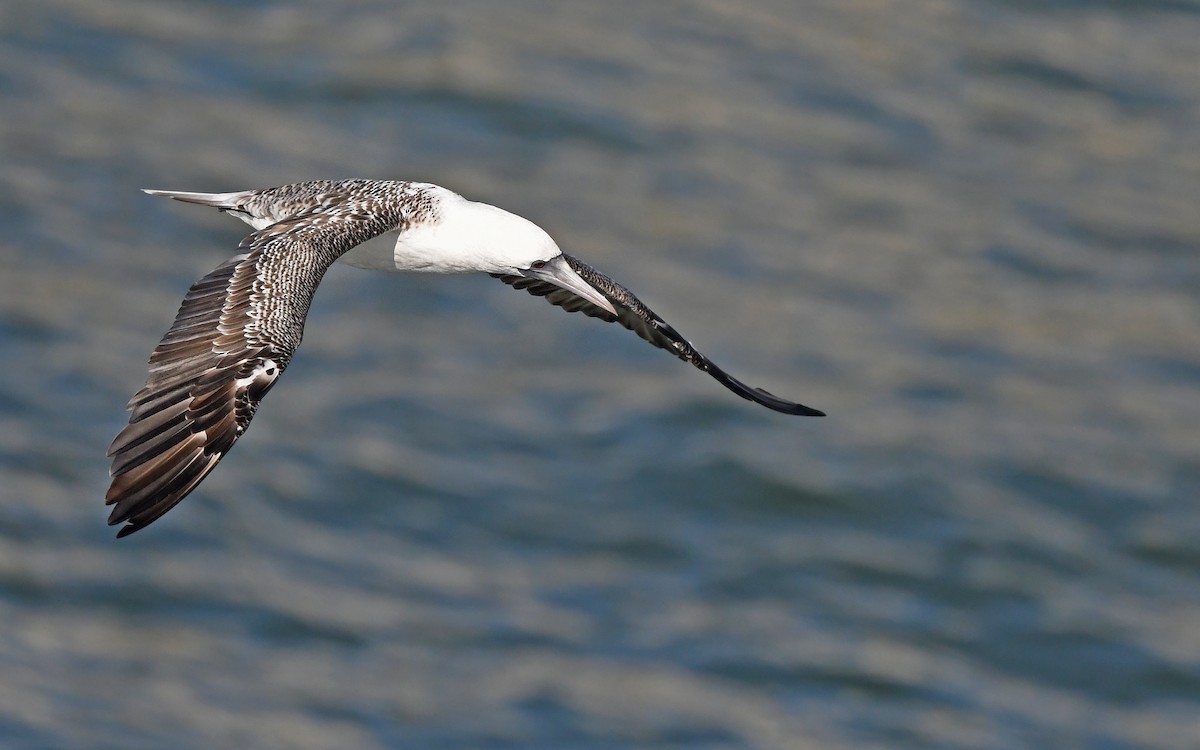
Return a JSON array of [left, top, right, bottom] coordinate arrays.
[[766, 390, 824, 416], [770, 397, 825, 417], [106, 505, 138, 537]]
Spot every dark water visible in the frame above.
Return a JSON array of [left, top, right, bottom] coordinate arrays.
[[2, 1, 1200, 747]]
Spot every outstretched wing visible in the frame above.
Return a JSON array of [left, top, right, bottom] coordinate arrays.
[[106, 212, 383, 537], [492, 254, 824, 416]]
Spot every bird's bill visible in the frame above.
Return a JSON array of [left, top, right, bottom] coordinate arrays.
[[522, 256, 618, 316]]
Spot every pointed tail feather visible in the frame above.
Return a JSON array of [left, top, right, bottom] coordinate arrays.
[[142, 188, 255, 210]]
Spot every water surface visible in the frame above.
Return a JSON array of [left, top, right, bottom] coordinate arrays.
[[1, 1, 1199, 748]]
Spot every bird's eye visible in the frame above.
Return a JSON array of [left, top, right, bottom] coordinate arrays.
[[531, 260, 547, 270]]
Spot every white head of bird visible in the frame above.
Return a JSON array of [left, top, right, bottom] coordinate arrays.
[[392, 190, 617, 314]]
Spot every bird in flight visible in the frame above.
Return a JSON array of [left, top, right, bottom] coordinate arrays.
[[106, 179, 823, 537]]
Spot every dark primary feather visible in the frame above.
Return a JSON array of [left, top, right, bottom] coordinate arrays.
[[106, 207, 401, 537], [492, 254, 825, 416], [106, 251, 279, 537]]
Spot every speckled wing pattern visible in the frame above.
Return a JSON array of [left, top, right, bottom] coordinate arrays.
[[492, 254, 825, 416], [106, 198, 402, 537]]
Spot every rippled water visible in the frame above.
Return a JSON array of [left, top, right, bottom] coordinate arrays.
[[2, 1, 1199, 748]]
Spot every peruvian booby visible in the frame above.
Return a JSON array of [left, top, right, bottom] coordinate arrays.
[[106, 179, 823, 537]]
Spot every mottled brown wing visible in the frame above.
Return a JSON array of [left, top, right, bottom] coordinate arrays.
[[492, 254, 824, 416], [106, 212, 377, 537]]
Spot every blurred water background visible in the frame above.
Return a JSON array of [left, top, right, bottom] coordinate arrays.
[[2, 1, 1199, 748]]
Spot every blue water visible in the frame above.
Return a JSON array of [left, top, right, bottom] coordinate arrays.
[[2, 1, 1199, 748]]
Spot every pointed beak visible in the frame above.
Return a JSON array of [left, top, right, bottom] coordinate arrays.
[[521, 256, 618, 316]]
